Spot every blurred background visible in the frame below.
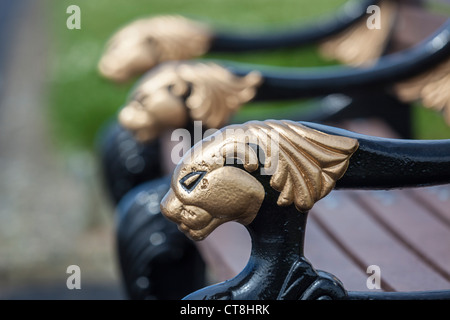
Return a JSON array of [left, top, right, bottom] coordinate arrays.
[[0, 0, 449, 299]]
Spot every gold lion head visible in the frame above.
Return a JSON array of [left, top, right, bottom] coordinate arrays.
[[160, 120, 359, 240], [98, 15, 213, 83]]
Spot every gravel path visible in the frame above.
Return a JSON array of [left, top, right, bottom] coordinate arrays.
[[0, 1, 123, 299]]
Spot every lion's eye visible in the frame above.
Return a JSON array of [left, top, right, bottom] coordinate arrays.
[[180, 171, 206, 193], [133, 92, 148, 105]]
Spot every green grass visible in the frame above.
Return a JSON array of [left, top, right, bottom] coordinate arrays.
[[47, 0, 450, 153], [413, 103, 450, 140]]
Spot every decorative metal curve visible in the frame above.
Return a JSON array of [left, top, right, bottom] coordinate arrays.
[[98, 16, 213, 82], [160, 120, 359, 241], [224, 19, 450, 124], [303, 122, 450, 189], [118, 62, 262, 143], [209, 0, 382, 51]]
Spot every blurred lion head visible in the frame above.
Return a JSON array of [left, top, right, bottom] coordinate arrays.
[[118, 61, 262, 142], [98, 15, 213, 83]]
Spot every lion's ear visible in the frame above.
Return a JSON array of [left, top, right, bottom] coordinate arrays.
[[168, 79, 190, 97], [241, 120, 359, 212], [220, 140, 260, 173], [318, 0, 397, 66], [394, 59, 450, 125]]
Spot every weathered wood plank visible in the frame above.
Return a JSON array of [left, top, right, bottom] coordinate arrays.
[[350, 189, 450, 282], [305, 218, 372, 291], [310, 190, 450, 292], [410, 186, 450, 226]]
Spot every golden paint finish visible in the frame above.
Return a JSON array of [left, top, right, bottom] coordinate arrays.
[[98, 15, 213, 82], [160, 120, 359, 241], [118, 62, 262, 142], [395, 58, 450, 125], [318, 0, 397, 66]]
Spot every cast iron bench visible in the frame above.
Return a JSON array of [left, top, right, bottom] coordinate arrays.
[[98, 0, 447, 204], [98, 0, 392, 203], [98, 0, 389, 83], [160, 119, 450, 300], [100, 10, 450, 204], [100, 4, 450, 299], [191, 120, 450, 296], [97, 0, 442, 83]]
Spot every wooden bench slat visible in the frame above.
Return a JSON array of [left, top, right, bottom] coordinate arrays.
[[311, 190, 450, 292], [350, 189, 450, 282], [409, 186, 450, 227], [305, 218, 373, 291]]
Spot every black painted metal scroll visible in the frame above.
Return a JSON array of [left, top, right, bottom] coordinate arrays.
[[209, 0, 382, 52], [224, 19, 450, 101]]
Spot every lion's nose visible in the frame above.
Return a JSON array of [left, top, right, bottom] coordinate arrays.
[[160, 189, 183, 222], [98, 55, 130, 83], [118, 101, 153, 130]]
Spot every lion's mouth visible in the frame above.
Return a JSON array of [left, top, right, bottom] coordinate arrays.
[[179, 206, 212, 231], [177, 218, 217, 241], [181, 207, 196, 219], [118, 102, 159, 142], [160, 190, 216, 241]]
